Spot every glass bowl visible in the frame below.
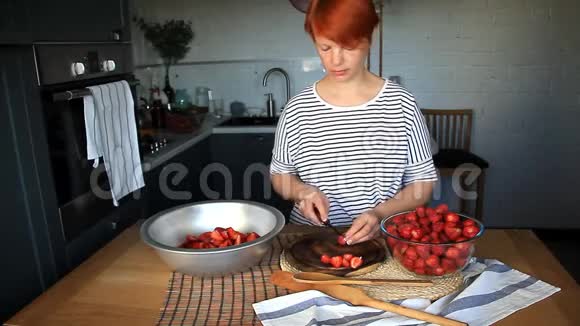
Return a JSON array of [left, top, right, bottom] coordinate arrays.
[[380, 209, 485, 278]]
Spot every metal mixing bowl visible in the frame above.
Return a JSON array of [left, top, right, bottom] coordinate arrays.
[[140, 200, 285, 276]]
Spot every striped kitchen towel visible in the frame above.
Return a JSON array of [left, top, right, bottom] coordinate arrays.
[[253, 258, 560, 326], [84, 80, 145, 206]]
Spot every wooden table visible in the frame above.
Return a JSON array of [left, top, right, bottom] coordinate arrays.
[[6, 224, 580, 326]]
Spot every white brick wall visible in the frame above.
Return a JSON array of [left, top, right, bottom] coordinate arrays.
[[133, 0, 580, 228], [382, 0, 580, 228]]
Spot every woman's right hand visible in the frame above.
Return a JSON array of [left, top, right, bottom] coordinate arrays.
[[296, 185, 330, 225]]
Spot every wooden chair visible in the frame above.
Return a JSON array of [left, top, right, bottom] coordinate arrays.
[[421, 109, 489, 221]]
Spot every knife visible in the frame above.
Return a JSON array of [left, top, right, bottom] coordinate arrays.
[[313, 205, 342, 236]]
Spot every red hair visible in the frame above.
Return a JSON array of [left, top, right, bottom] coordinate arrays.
[[305, 0, 379, 48]]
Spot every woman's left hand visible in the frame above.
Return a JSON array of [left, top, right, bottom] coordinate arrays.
[[343, 210, 381, 245]]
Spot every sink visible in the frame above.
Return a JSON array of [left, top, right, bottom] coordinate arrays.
[[218, 117, 279, 127]]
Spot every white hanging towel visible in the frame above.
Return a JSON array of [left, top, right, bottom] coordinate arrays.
[[83, 80, 145, 206]]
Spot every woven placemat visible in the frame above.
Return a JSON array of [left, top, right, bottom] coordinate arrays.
[[156, 234, 305, 326], [280, 249, 464, 301]]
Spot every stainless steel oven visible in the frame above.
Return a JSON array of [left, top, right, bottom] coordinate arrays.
[[35, 43, 142, 243]]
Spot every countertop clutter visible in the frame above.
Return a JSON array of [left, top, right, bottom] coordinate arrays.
[[141, 114, 278, 172], [6, 224, 580, 326]]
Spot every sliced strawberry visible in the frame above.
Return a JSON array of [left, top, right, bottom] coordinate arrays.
[[444, 212, 460, 224], [342, 258, 351, 267], [395, 243, 409, 256], [462, 225, 480, 239], [442, 259, 457, 273], [462, 219, 476, 227], [432, 267, 445, 276], [415, 245, 431, 258], [416, 206, 426, 218], [402, 257, 415, 270], [210, 230, 225, 242], [191, 242, 205, 249], [233, 234, 242, 245], [404, 246, 418, 260], [425, 255, 440, 268], [246, 232, 260, 242], [428, 212, 442, 223], [337, 235, 347, 246], [435, 203, 449, 215], [386, 224, 398, 235], [432, 222, 445, 233], [342, 253, 353, 262], [350, 256, 363, 269], [186, 234, 198, 242], [444, 226, 462, 241], [320, 254, 331, 264], [430, 231, 440, 240], [330, 256, 343, 268], [210, 238, 223, 246], [226, 227, 237, 239], [414, 258, 426, 269], [199, 232, 213, 243], [214, 227, 226, 233], [397, 224, 413, 239], [386, 237, 398, 248], [414, 268, 426, 275], [431, 245, 445, 256], [219, 230, 229, 240], [393, 214, 405, 225], [445, 247, 461, 259], [410, 228, 424, 240], [406, 212, 418, 222]]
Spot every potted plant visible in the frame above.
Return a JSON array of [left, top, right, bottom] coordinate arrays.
[[134, 17, 194, 104]]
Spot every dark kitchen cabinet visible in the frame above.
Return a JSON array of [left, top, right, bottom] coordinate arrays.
[[146, 138, 211, 217], [65, 195, 146, 269], [0, 47, 65, 322], [0, 1, 32, 43], [208, 133, 291, 216], [30, 0, 130, 42], [0, 0, 131, 44]]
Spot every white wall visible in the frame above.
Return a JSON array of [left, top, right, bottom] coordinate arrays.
[[131, 0, 326, 111], [132, 0, 580, 228]]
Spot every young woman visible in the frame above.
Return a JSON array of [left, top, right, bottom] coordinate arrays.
[[270, 0, 437, 245]]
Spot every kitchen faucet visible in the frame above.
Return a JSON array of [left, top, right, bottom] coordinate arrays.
[[262, 67, 290, 117]]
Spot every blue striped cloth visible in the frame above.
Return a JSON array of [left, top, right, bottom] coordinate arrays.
[[253, 258, 560, 326]]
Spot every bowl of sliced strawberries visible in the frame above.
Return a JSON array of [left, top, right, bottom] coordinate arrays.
[[380, 204, 484, 278], [140, 200, 285, 276]]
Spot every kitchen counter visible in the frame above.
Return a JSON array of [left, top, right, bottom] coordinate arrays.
[[141, 115, 277, 172], [6, 224, 580, 326]]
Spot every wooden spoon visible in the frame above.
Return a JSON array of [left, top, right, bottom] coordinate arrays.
[[271, 271, 467, 326], [293, 272, 433, 287]]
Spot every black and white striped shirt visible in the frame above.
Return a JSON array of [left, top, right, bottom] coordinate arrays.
[[270, 79, 438, 225]]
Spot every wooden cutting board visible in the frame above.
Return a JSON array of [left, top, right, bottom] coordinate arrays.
[[285, 233, 387, 276]]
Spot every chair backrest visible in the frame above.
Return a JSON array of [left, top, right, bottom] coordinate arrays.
[[421, 109, 473, 151]]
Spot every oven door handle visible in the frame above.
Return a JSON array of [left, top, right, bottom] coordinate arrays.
[[52, 80, 140, 102]]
